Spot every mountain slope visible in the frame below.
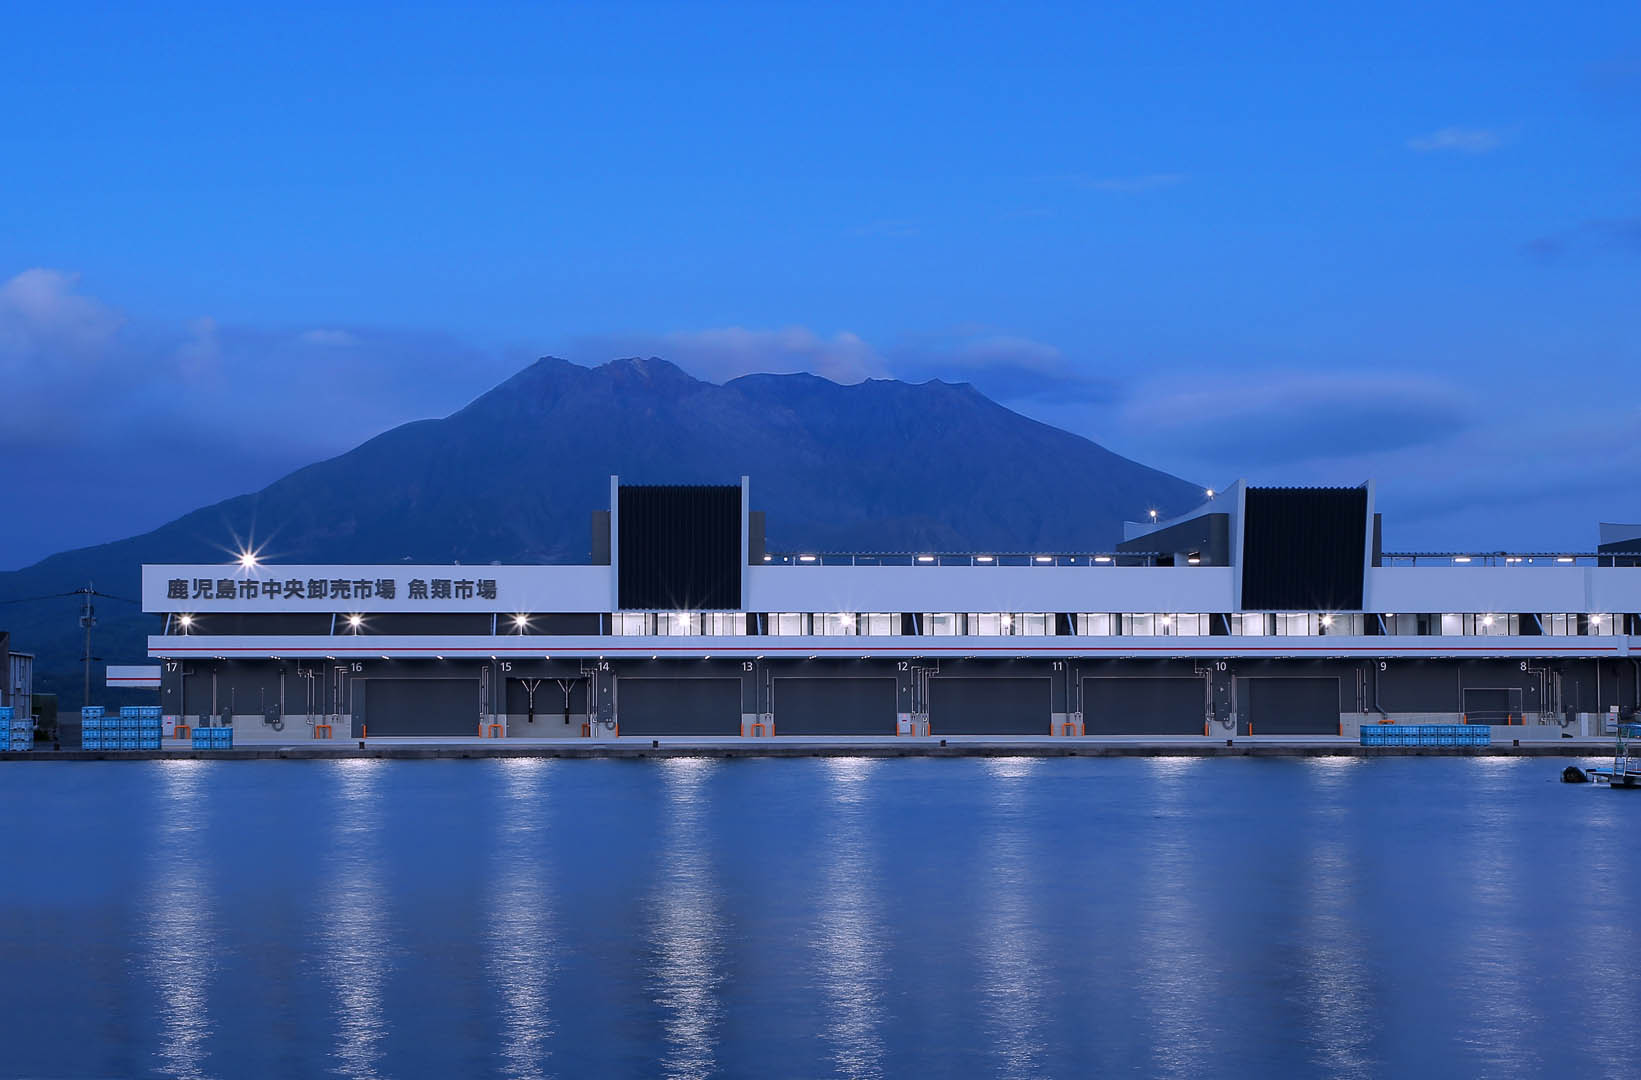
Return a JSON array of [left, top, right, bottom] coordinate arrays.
[[1, 357, 1204, 706]]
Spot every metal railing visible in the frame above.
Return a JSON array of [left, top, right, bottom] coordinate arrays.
[[1379, 553, 1630, 567], [761, 552, 1161, 567]]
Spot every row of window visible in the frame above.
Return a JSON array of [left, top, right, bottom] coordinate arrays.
[[611, 612, 1631, 637], [164, 611, 1636, 637]]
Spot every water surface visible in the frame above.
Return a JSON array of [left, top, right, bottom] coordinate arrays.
[[2, 756, 1635, 1078]]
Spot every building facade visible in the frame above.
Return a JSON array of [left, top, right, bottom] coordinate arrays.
[[139, 478, 1641, 740]]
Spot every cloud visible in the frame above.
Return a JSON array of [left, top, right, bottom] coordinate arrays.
[[1118, 372, 1472, 466], [1083, 173, 1186, 193], [1523, 217, 1641, 260], [298, 328, 361, 347], [1407, 127, 1507, 153], [888, 332, 1122, 404], [846, 219, 920, 238], [0, 268, 516, 569], [0, 268, 123, 361], [568, 326, 888, 385], [571, 324, 1122, 406]]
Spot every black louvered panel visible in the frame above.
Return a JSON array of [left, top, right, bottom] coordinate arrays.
[[1240, 487, 1367, 610], [618, 485, 741, 610]]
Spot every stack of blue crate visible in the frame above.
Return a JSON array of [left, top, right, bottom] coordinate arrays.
[[1360, 723, 1490, 747], [79, 706, 105, 749], [191, 725, 234, 750], [119, 706, 163, 750], [2, 706, 31, 752]]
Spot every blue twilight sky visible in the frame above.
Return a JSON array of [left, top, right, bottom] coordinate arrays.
[[2, 1, 1638, 569]]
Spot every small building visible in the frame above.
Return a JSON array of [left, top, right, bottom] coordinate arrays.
[[1, 631, 33, 724]]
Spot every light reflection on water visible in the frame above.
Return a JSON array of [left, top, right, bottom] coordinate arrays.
[[978, 757, 1047, 1079], [4, 756, 1639, 1078], [650, 758, 722, 1080], [488, 760, 557, 1079], [1298, 759, 1373, 1078], [1567, 786, 1641, 1076], [322, 760, 391, 1079], [814, 758, 887, 1079], [1136, 756, 1211, 1079], [144, 761, 213, 1080], [1457, 759, 1542, 1078]]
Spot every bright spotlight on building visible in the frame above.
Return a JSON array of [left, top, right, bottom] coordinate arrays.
[[1481, 615, 1495, 627], [1205, 488, 1215, 499], [177, 613, 194, 630], [1321, 614, 1334, 627], [347, 614, 363, 630], [513, 614, 529, 630], [237, 549, 259, 569], [1148, 509, 1159, 520]]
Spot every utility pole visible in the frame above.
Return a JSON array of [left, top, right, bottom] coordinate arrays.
[[79, 582, 97, 708]]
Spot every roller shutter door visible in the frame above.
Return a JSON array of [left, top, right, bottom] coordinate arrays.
[[929, 677, 1050, 735], [774, 678, 897, 735], [364, 678, 480, 736], [1245, 677, 1340, 735], [618, 677, 742, 735], [1084, 677, 1204, 735]]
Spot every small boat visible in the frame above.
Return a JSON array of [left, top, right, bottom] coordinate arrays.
[[1586, 722, 1641, 788]]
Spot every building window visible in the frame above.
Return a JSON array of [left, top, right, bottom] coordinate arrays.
[[1122, 614, 1156, 636], [862, 613, 896, 636], [1078, 613, 1114, 636], [1014, 613, 1054, 636], [613, 613, 653, 635], [923, 613, 961, 636], [769, 613, 808, 636], [1234, 613, 1270, 636], [1160, 614, 1208, 636], [702, 613, 745, 636], [1273, 613, 1313, 636], [814, 613, 857, 636]]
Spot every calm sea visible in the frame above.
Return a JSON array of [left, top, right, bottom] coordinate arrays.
[[1, 756, 1635, 1079]]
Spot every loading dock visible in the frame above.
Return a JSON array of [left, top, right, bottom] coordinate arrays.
[[1243, 677, 1340, 735], [1084, 676, 1205, 735], [616, 677, 742, 736], [363, 678, 481, 736], [773, 677, 897, 735], [929, 677, 1050, 735]]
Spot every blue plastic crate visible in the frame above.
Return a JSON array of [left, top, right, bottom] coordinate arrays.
[[0, 706, 12, 721], [139, 738, 161, 750], [81, 706, 104, 719], [81, 737, 101, 750], [141, 706, 161, 718]]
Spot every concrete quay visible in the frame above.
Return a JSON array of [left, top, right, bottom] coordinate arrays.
[[3, 734, 1621, 761]]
